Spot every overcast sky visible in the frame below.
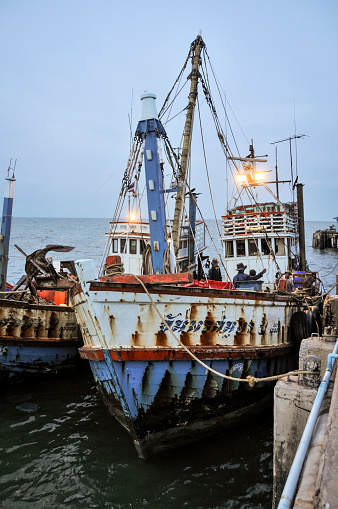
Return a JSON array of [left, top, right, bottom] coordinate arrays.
[[1, 0, 337, 221]]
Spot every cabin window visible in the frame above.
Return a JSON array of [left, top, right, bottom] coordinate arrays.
[[140, 239, 146, 253], [236, 239, 246, 257], [261, 238, 271, 256], [120, 238, 127, 254], [225, 240, 234, 258], [112, 239, 118, 253], [248, 239, 259, 256], [275, 238, 285, 256], [130, 239, 137, 255]]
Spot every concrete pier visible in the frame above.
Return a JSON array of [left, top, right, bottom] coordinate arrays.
[[273, 295, 338, 508]]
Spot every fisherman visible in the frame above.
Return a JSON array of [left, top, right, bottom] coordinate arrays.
[[233, 263, 266, 289], [207, 258, 222, 281], [278, 270, 294, 292]]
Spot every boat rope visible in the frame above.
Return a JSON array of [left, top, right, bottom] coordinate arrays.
[[99, 138, 143, 275], [180, 199, 211, 277], [320, 260, 338, 278], [163, 137, 180, 183], [198, 55, 285, 275], [200, 47, 299, 275], [103, 262, 125, 276], [158, 43, 193, 119], [204, 48, 250, 146], [196, 96, 223, 245], [125, 273, 313, 387], [0, 289, 28, 294]]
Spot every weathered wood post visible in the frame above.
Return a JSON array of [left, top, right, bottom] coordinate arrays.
[[297, 183, 306, 270]]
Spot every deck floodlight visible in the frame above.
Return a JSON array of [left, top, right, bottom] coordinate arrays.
[[235, 174, 247, 183], [254, 172, 266, 181]]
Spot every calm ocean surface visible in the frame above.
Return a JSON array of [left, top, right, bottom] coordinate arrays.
[[1, 218, 337, 508]]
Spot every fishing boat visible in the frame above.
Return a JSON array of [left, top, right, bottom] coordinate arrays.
[[103, 217, 207, 277], [70, 34, 322, 458], [0, 164, 82, 383]]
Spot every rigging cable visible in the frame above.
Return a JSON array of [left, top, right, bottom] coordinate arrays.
[[196, 95, 226, 267]]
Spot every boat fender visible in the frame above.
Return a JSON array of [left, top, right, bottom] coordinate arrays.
[[309, 305, 323, 336], [289, 310, 316, 345]]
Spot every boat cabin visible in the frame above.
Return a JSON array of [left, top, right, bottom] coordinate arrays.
[[221, 201, 298, 289], [107, 218, 207, 275]]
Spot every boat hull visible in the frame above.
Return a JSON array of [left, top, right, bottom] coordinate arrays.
[[82, 347, 293, 458], [0, 298, 82, 383], [70, 260, 308, 457]]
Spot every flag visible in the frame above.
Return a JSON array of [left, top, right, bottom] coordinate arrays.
[[128, 182, 135, 193]]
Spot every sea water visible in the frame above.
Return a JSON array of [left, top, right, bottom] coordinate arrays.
[[0, 219, 337, 508]]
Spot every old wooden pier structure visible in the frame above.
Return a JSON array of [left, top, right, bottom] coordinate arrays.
[[313, 226, 338, 249]]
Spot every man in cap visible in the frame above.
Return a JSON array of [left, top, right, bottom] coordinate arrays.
[[278, 270, 294, 292], [233, 262, 266, 289], [207, 258, 222, 281]]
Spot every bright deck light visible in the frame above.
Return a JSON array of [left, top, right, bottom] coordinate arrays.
[[235, 174, 247, 183], [254, 172, 266, 181], [130, 213, 136, 222]]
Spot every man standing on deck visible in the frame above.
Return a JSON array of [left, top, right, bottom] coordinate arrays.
[[278, 270, 295, 292], [233, 263, 266, 288], [207, 258, 222, 281]]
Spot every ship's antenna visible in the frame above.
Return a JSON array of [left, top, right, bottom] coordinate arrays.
[[7, 159, 12, 178], [275, 146, 279, 200], [293, 100, 298, 180], [12, 159, 17, 179], [270, 134, 307, 189]]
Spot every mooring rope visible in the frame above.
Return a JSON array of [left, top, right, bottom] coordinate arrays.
[[124, 273, 312, 386]]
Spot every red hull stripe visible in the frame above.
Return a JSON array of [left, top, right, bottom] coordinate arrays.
[[98, 273, 193, 284], [79, 344, 292, 362]]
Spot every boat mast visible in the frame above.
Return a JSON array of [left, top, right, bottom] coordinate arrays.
[[135, 93, 168, 274], [0, 161, 16, 292], [172, 34, 204, 255]]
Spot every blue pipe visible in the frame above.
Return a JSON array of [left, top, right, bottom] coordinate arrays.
[[277, 338, 338, 509]]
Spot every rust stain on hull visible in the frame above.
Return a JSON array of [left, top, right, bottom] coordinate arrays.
[[155, 331, 168, 347], [234, 317, 246, 346], [0, 299, 80, 343]]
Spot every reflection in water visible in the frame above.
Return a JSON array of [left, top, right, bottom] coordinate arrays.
[[1, 369, 273, 509]]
